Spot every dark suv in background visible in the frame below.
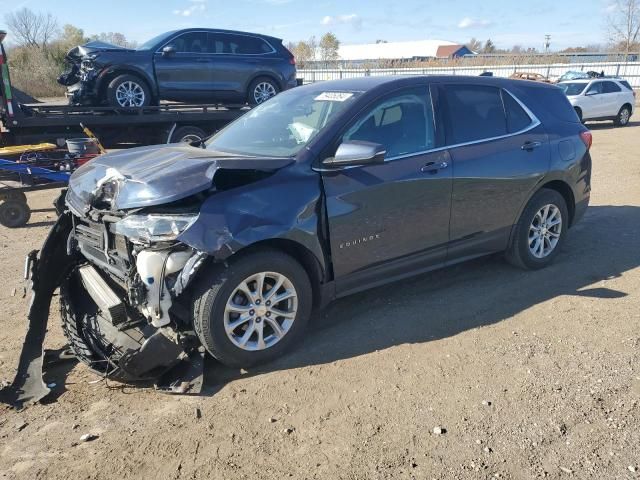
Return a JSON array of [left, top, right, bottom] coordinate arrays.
[[59, 28, 297, 107]]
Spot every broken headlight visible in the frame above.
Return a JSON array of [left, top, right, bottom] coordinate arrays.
[[114, 213, 198, 244]]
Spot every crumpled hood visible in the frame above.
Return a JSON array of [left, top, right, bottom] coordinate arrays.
[[67, 41, 134, 59], [66, 144, 293, 215]]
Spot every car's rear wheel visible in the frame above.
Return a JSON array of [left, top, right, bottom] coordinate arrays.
[[506, 189, 569, 270], [192, 250, 312, 368], [614, 105, 631, 127], [247, 77, 280, 105], [107, 74, 151, 108]]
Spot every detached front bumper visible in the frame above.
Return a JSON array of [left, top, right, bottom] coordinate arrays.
[[0, 213, 206, 409]]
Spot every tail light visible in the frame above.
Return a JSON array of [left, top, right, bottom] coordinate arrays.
[[580, 130, 592, 150], [289, 56, 296, 66]]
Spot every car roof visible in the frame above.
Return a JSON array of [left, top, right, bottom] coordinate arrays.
[[174, 27, 282, 43], [304, 75, 559, 92], [560, 78, 622, 84]]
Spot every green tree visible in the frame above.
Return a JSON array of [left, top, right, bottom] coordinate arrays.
[[287, 37, 317, 67], [319, 32, 340, 62], [482, 39, 496, 54]]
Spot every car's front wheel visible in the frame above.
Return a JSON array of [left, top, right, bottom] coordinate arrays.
[[506, 189, 569, 270], [614, 105, 631, 127], [192, 250, 312, 368], [107, 74, 151, 108]]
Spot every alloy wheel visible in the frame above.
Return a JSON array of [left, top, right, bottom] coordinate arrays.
[[528, 204, 562, 259], [253, 82, 277, 104], [115, 81, 145, 107], [620, 108, 630, 125], [224, 272, 298, 351]]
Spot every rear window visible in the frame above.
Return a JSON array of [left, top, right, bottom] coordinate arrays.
[[558, 82, 587, 96], [525, 87, 581, 123], [620, 80, 632, 91], [502, 91, 533, 133], [443, 85, 507, 144]]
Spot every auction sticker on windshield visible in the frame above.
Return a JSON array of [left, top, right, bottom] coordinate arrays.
[[315, 92, 354, 102]]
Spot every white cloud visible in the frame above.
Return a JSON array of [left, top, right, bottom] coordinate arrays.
[[321, 14, 362, 29], [173, 0, 206, 17], [457, 17, 492, 29]]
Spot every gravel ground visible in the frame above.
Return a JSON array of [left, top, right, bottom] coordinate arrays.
[[1, 119, 639, 479]]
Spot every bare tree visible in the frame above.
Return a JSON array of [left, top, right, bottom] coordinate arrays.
[[466, 37, 483, 52], [608, 0, 640, 55], [5, 7, 58, 48]]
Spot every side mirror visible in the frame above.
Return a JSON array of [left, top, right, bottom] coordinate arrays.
[[585, 90, 598, 96], [323, 141, 386, 168], [162, 45, 176, 57]]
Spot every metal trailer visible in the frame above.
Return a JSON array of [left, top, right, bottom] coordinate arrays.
[[0, 35, 248, 148], [0, 158, 70, 228]]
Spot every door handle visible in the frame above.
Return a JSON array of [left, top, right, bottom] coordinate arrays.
[[521, 141, 543, 151], [420, 161, 449, 173]]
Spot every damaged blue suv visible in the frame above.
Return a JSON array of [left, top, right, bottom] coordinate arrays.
[[9, 76, 592, 404]]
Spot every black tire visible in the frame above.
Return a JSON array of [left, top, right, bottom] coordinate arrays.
[[247, 77, 280, 105], [0, 199, 31, 228], [506, 189, 569, 270], [614, 105, 631, 127], [193, 249, 312, 368], [106, 74, 151, 108], [60, 273, 150, 382], [170, 126, 207, 145], [574, 107, 583, 123], [0, 191, 27, 203]]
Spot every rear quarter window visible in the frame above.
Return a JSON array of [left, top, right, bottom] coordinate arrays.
[[619, 80, 633, 91], [522, 86, 581, 123], [502, 91, 533, 133]]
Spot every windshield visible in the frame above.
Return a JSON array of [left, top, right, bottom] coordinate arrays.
[[558, 82, 587, 96], [206, 88, 361, 157], [137, 31, 177, 51]]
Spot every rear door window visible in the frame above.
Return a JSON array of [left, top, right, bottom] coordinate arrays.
[[211, 33, 272, 55], [502, 91, 533, 133], [442, 85, 507, 144], [602, 81, 622, 93]]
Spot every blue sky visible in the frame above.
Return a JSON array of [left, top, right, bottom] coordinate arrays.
[[0, 0, 618, 49]]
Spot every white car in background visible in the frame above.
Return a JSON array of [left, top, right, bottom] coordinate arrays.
[[558, 78, 635, 126]]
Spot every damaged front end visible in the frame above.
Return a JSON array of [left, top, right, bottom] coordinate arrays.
[[2, 144, 316, 407], [58, 41, 132, 105]]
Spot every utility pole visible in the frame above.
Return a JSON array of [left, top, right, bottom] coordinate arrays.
[[544, 34, 551, 53]]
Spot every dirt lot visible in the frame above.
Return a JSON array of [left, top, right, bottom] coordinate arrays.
[[1, 120, 639, 480]]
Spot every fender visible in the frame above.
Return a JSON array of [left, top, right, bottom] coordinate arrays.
[[95, 63, 157, 97], [178, 164, 328, 277]]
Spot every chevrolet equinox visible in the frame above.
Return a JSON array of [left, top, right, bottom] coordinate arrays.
[[13, 76, 592, 396]]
